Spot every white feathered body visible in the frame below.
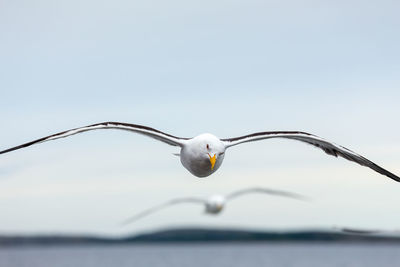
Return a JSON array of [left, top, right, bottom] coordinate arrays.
[[205, 195, 226, 214], [180, 133, 226, 177]]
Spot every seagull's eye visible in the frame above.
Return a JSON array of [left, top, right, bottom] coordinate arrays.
[[206, 144, 210, 150]]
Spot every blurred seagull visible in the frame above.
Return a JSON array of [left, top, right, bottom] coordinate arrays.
[[0, 121, 399, 181], [121, 187, 307, 225], [334, 226, 383, 235], [336, 226, 400, 235]]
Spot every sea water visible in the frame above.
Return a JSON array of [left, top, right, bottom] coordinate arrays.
[[0, 243, 399, 267]]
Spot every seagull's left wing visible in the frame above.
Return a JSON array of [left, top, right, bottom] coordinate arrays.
[[0, 122, 188, 155], [226, 187, 308, 201], [222, 131, 400, 182]]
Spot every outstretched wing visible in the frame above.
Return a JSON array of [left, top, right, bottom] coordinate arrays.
[[0, 122, 189, 154], [222, 131, 400, 182], [226, 187, 308, 201], [121, 197, 205, 225]]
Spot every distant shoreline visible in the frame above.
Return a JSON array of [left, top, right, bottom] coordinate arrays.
[[1, 228, 400, 246]]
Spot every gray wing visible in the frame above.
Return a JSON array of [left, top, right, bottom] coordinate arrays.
[[121, 197, 206, 225], [222, 131, 400, 182], [0, 122, 189, 154], [226, 187, 308, 201]]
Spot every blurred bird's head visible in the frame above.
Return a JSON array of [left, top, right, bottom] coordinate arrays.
[[205, 195, 226, 214]]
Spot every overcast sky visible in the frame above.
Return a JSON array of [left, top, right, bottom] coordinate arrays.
[[0, 0, 399, 236]]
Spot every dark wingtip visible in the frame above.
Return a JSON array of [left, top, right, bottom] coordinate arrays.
[[378, 167, 400, 183], [0, 141, 37, 155], [389, 174, 400, 182]]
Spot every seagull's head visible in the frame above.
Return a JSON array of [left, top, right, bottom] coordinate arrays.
[[180, 133, 226, 178], [205, 195, 226, 214]]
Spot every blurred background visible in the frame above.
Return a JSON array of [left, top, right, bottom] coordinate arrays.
[[0, 0, 399, 239]]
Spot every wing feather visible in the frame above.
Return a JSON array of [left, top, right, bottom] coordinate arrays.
[[226, 187, 308, 201], [0, 122, 188, 154], [222, 131, 400, 182], [121, 197, 205, 225]]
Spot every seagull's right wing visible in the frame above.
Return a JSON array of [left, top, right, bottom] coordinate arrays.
[[0, 122, 189, 155], [226, 187, 308, 201], [121, 197, 206, 225]]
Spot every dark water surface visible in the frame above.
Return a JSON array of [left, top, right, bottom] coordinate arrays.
[[1, 243, 400, 267]]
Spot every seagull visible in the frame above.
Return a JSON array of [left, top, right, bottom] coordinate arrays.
[[121, 187, 307, 225], [0, 121, 399, 181], [338, 227, 383, 235], [335, 227, 400, 235]]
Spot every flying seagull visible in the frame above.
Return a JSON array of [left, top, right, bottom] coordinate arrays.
[[335, 227, 400, 235], [0, 121, 399, 181], [121, 187, 307, 225], [338, 227, 383, 235]]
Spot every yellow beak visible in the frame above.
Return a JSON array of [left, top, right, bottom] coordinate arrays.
[[208, 153, 216, 170]]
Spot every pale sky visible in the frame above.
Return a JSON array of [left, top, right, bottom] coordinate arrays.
[[0, 0, 399, 236]]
